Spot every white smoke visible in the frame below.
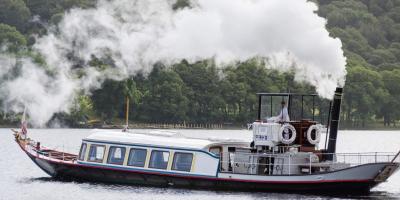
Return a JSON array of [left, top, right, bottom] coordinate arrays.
[[0, 55, 77, 126], [0, 0, 347, 127]]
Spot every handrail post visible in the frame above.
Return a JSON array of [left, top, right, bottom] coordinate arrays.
[[63, 145, 65, 161], [232, 160, 235, 174], [309, 154, 312, 174], [288, 154, 291, 175], [268, 156, 271, 175], [219, 152, 223, 171], [375, 152, 377, 163], [391, 150, 400, 163]]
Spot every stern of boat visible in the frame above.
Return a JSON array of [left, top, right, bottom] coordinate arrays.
[[374, 163, 400, 182]]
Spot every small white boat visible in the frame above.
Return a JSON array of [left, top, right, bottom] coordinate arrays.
[[13, 88, 400, 194]]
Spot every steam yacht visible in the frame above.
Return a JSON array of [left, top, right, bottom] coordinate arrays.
[[13, 88, 400, 194]]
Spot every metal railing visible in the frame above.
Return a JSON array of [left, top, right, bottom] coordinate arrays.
[[217, 151, 400, 175]]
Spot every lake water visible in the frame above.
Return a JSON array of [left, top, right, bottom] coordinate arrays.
[[0, 128, 399, 200]]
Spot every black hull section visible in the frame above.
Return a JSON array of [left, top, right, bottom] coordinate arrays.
[[27, 154, 376, 195]]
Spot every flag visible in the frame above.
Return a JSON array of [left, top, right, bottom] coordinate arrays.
[[21, 107, 28, 137]]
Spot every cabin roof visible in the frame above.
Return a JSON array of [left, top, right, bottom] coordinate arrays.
[[84, 130, 246, 150]]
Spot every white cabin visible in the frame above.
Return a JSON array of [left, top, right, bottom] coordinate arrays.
[[77, 130, 249, 177]]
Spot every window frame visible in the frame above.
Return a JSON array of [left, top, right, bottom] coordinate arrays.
[[78, 143, 87, 161], [127, 148, 148, 168], [148, 150, 170, 170], [171, 152, 193, 172], [209, 146, 222, 157], [107, 146, 126, 165], [87, 144, 106, 163]]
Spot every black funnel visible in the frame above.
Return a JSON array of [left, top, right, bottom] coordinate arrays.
[[326, 87, 343, 160]]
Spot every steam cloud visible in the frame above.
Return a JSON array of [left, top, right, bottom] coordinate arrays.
[[0, 0, 346, 127]]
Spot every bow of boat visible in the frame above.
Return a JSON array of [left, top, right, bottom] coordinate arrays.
[[13, 130, 78, 177]]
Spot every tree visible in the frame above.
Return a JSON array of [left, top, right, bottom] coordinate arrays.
[[68, 94, 94, 126], [122, 78, 141, 125], [173, 0, 190, 10], [140, 66, 189, 123], [380, 70, 400, 126], [0, 23, 27, 52], [26, 0, 95, 22], [173, 60, 224, 123], [343, 65, 388, 127], [91, 80, 124, 121], [0, 0, 31, 32]]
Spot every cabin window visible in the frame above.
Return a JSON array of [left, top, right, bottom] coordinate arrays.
[[209, 146, 222, 157], [127, 148, 147, 167], [149, 150, 170, 170], [78, 143, 87, 161], [172, 152, 193, 172], [88, 144, 105, 163], [107, 146, 126, 165]]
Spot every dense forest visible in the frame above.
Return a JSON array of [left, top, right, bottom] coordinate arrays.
[[1, 0, 400, 129]]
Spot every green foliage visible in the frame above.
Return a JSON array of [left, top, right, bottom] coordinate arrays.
[[173, 0, 190, 10], [172, 60, 224, 123], [26, 0, 95, 22], [343, 65, 388, 127], [91, 80, 125, 120], [140, 65, 189, 122], [68, 94, 94, 125], [2, 0, 400, 128], [123, 78, 141, 104], [0, 0, 31, 32], [316, 0, 400, 128], [379, 69, 400, 126], [0, 23, 27, 52]]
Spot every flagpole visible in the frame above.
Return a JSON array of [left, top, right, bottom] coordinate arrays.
[[21, 106, 28, 139], [123, 96, 129, 132]]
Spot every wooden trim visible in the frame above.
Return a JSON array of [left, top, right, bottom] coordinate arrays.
[[190, 153, 196, 172], [123, 147, 130, 166], [84, 143, 90, 162], [167, 151, 174, 170], [144, 148, 151, 168], [102, 145, 109, 164]]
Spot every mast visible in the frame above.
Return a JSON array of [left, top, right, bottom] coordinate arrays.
[[124, 96, 129, 131], [326, 87, 343, 160]]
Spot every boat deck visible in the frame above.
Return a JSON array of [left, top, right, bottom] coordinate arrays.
[[34, 149, 78, 162]]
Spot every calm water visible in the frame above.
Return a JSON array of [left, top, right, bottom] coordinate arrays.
[[0, 128, 399, 200]]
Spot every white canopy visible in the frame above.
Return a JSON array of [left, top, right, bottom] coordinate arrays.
[[85, 130, 222, 150]]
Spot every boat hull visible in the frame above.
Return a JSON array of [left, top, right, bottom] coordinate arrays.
[[25, 151, 399, 195]]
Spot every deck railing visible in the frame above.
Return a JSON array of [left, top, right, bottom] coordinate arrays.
[[24, 139, 78, 162], [218, 151, 400, 175]]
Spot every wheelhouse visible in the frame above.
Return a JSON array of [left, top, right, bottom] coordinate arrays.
[[257, 92, 330, 123], [255, 92, 331, 149]]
